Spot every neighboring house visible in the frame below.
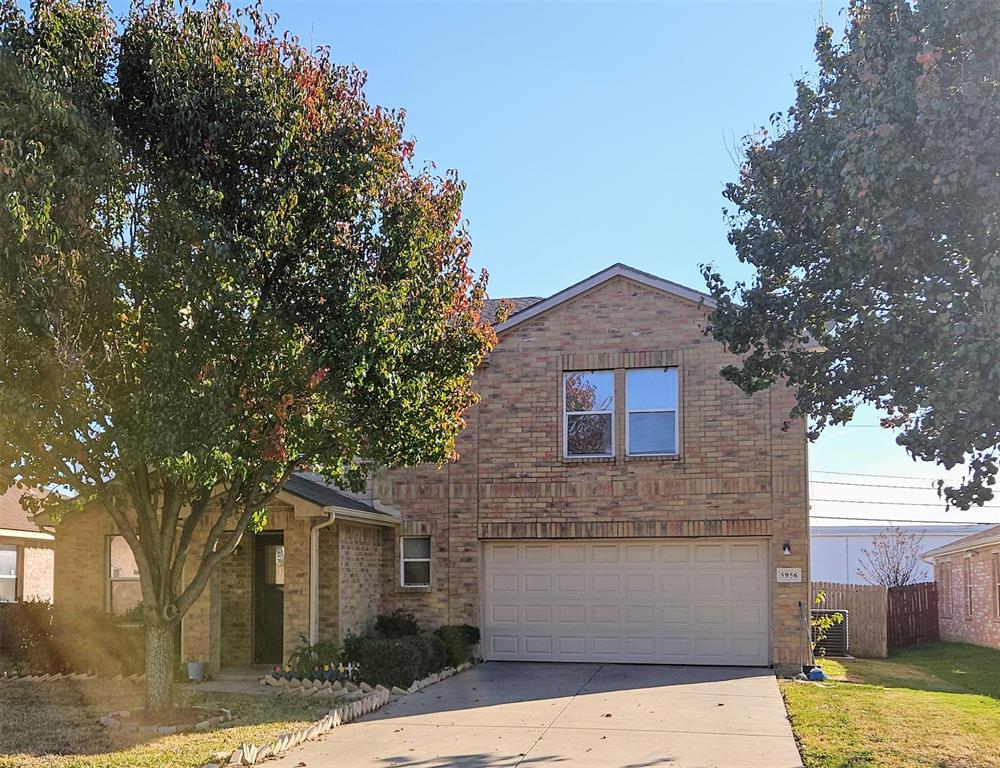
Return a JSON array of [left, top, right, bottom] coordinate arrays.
[[53, 264, 810, 673], [811, 524, 987, 585], [924, 524, 1000, 650], [0, 486, 54, 603]]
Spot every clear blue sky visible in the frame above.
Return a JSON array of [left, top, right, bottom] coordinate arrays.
[[112, 0, 1000, 524]]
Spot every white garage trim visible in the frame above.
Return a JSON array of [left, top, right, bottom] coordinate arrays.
[[481, 538, 771, 666]]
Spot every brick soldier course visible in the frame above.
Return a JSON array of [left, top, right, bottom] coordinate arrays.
[[53, 264, 811, 674]]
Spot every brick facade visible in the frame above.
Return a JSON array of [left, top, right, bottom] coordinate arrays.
[[935, 550, 1000, 650], [377, 273, 811, 671]]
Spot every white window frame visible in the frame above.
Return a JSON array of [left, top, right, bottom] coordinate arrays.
[[107, 535, 141, 613], [940, 562, 953, 617], [964, 558, 973, 618], [625, 367, 679, 457], [400, 536, 432, 588], [562, 370, 615, 459], [0, 544, 17, 603], [993, 552, 1000, 620]]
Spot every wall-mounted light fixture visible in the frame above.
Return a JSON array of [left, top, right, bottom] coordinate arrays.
[[782, 542, 792, 556]]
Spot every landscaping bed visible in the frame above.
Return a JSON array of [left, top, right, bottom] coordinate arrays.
[[782, 642, 1000, 768]]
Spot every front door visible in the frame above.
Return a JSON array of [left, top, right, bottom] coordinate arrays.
[[253, 533, 285, 664]]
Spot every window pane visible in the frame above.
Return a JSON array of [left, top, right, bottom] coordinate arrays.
[[109, 536, 139, 579], [403, 560, 431, 586], [110, 580, 142, 615], [403, 537, 431, 560], [565, 371, 614, 412], [0, 578, 15, 603], [567, 413, 613, 456], [627, 368, 677, 411], [628, 411, 677, 455], [0, 547, 15, 578], [265, 544, 285, 585]]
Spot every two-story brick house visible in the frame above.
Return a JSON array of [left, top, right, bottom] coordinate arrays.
[[53, 263, 810, 673]]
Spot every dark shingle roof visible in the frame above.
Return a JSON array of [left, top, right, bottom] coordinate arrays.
[[924, 523, 1000, 559], [0, 486, 47, 533], [283, 472, 385, 515], [481, 297, 542, 326]]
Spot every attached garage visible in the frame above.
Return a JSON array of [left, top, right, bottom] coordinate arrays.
[[482, 538, 770, 666]]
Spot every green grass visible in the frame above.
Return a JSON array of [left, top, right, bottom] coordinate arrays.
[[0, 678, 328, 768], [783, 642, 1000, 768]]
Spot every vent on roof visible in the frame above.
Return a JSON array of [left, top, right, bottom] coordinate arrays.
[[812, 609, 849, 657]]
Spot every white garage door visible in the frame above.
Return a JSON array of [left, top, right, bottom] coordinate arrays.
[[482, 538, 770, 666]]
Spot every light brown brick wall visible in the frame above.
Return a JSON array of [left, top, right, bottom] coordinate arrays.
[[53, 506, 116, 613], [21, 545, 54, 602], [378, 275, 810, 669], [316, 525, 340, 641], [336, 522, 383, 639], [219, 541, 252, 666], [937, 551, 1000, 649]]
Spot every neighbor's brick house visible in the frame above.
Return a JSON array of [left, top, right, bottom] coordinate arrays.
[[53, 264, 810, 673], [0, 486, 54, 604], [924, 524, 1000, 650]]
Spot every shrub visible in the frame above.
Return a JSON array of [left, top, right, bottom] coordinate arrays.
[[0, 601, 144, 676], [373, 609, 420, 638], [343, 632, 437, 688], [433, 625, 479, 668], [286, 637, 341, 677]]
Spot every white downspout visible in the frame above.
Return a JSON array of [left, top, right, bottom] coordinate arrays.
[[309, 508, 337, 645]]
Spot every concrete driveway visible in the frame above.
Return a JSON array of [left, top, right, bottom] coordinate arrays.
[[269, 662, 803, 768]]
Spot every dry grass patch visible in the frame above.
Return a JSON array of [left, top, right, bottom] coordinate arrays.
[[0, 678, 325, 768]]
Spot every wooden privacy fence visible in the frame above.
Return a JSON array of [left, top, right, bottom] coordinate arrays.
[[813, 581, 888, 658], [887, 581, 939, 648]]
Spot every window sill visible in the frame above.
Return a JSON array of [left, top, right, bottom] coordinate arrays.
[[398, 585, 433, 593], [626, 454, 681, 462], [562, 455, 615, 464]]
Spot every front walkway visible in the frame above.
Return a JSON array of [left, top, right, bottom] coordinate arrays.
[[268, 662, 803, 767]]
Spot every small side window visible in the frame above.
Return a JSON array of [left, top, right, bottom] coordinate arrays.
[[401, 536, 431, 587], [0, 545, 17, 603], [108, 536, 141, 615]]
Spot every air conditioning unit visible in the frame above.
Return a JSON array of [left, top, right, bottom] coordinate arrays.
[[812, 609, 849, 657]]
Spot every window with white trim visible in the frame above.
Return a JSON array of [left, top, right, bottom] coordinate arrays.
[[563, 371, 614, 458], [965, 558, 973, 618], [626, 368, 678, 456], [993, 553, 1000, 619], [108, 536, 141, 614], [939, 562, 953, 617], [401, 536, 431, 587], [0, 545, 16, 603]]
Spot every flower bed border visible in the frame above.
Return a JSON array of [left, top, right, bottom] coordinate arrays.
[[102, 706, 233, 736], [207, 661, 473, 767]]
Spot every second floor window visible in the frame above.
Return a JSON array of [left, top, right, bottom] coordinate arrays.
[[626, 368, 678, 456], [564, 371, 614, 457]]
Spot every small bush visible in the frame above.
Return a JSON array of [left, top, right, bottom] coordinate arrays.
[[373, 609, 420, 638], [343, 632, 437, 688], [286, 637, 341, 677], [433, 625, 479, 668]]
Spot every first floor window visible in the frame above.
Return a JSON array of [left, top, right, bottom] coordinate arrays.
[[965, 558, 973, 618], [626, 368, 679, 455], [994, 553, 1000, 619], [0, 545, 16, 603], [564, 371, 615, 457], [108, 536, 141, 615], [401, 537, 431, 587], [939, 563, 953, 617]]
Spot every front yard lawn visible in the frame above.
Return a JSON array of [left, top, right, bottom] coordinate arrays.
[[0, 678, 325, 768], [782, 642, 1000, 768]]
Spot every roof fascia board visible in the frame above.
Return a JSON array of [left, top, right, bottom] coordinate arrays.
[[494, 264, 715, 335], [0, 528, 55, 541], [325, 506, 400, 528], [923, 533, 1000, 561]]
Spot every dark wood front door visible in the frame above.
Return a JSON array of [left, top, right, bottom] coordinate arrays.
[[253, 533, 284, 664]]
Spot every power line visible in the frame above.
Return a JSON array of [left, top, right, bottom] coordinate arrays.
[[813, 498, 1000, 509], [811, 479, 940, 490], [811, 514, 999, 525], [812, 469, 954, 482]]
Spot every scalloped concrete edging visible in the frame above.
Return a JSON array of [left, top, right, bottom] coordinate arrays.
[[205, 662, 473, 767], [0, 671, 145, 683], [101, 706, 233, 736]]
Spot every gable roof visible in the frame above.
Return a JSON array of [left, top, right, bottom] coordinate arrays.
[[923, 523, 1000, 560], [494, 263, 715, 335], [283, 472, 385, 515]]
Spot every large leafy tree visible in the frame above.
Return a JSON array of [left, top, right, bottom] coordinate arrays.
[[0, 0, 499, 710], [703, 0, 999, 510]]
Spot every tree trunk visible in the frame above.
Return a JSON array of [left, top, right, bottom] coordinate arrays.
[[145, 622, 175, 713]]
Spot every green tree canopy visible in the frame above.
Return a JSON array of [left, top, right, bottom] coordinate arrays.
[[0, 0, 499, 709], [703, 0, 999, 510]]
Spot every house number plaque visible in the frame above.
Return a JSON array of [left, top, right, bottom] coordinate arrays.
[[776, 567, 802, 583]]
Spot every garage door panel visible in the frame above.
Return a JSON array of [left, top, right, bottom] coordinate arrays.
[[483, 539, 769, 666]]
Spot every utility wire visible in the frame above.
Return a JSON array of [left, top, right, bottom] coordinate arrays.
[[812, 469, 953, 482], [813, 498, 1000, 509], [811, 479, 941, 490], [811, 514, 999, 525]]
